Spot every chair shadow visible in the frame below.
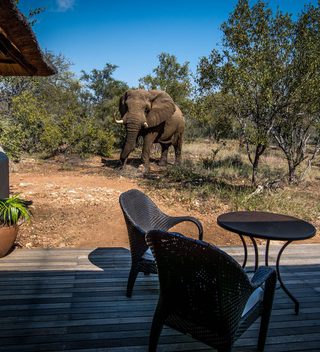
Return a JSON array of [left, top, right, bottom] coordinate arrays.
[[88, 247, 131, 270]]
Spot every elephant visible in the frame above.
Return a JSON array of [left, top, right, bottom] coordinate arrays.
[[115, 89, 185, 172]]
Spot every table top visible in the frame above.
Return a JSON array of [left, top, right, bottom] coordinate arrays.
[[217, 211, 316, 241]]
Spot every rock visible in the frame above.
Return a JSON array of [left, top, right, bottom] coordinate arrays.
[[67, 189, 77, 194], [19, 182, 33, 187]]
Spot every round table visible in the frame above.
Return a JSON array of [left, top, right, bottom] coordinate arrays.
[[217, 211, 316, 314]]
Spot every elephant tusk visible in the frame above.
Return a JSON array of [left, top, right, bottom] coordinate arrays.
[[115, 118, 124, 124], [143, 122, 149, 128]]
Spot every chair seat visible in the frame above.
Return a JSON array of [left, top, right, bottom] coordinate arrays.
[[142, 248, 155, 261], [242, 287, 264, 316]]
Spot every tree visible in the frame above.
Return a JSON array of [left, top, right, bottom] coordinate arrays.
[[187, 93, 234, 141], [80, 64, 128, 146], [139, 52, 192, 111], [0, 54, 117, 159], [197, 0, 311, 185], [80, 63, 128, 104], [271, 4, 320, 183]]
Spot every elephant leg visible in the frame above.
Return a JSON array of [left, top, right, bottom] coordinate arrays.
[[121, 157, 128, 169], [159, 143, 170, 166], [141, 133, 157, 171], [174, 132, 183, 165]]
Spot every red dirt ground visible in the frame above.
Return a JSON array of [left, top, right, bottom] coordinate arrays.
[[10, 155, 319, 251]]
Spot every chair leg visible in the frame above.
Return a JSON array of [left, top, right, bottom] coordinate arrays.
[[257, 272, 277, 351], [218, 347, 232, 352], [149, 304, 164, 352], [126, 266, 139, 298], [258, 309, 270, 351]]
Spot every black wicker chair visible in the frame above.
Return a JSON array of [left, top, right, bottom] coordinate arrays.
[[146, 230, 276, 352], [119, 189, 203, 297]]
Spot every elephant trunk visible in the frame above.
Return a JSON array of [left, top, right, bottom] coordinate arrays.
[[120, 125, 140, 165]]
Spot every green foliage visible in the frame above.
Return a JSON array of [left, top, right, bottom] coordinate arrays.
[[271, 4, 320, 182], [80, 63, 129, 147], [139, 53, 193, 111], [0, 55, 119, 159], [187, 94, 234, 141], [11, 91, 56, 154], [197, 0, 320, 185], [0, 195, 32, 226], [70, 119, 115, 157], [0, 119, 24, 161], [80, 64, 128, 104]]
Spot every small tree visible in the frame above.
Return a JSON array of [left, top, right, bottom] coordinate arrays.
[[273, 111, 320, 183], [197, 0, 302, 185], [139, 52, 193, 111], [80, 63, 128, 104], [188, 93, 234, 141], [272, 4, 320, 183], [80, 64, 128, 146]]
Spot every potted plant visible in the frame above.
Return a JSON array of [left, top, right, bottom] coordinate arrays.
[[0, 195, 32, 257]]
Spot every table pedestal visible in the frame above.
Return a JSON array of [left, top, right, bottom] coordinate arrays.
[[238, 234, 299, 314]]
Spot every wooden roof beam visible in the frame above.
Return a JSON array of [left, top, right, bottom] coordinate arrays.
[[0, 32, 37, 75]]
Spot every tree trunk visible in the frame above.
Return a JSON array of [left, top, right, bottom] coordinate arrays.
[[250, 143, 266, 186], [251, 158, 259, 186], [287, 159, 296, 184]]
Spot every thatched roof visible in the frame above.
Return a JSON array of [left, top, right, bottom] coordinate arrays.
[[0, 0, 56, 76]]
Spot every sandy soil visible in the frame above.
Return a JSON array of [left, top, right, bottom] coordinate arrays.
[[10, 156, 235, 250], [10, 155, 319, 251]]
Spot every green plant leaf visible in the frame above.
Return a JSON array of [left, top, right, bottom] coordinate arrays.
[[0, 195, 32, 226]]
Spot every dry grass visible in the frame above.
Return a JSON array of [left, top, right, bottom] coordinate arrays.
[[144, 140, 320, 232]]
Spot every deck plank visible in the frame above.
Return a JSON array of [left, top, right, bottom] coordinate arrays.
[[0, 244, 319, 351]]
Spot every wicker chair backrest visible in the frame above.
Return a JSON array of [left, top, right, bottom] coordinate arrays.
[[119, 189, 168, 232], [146, 230, 254, 340]]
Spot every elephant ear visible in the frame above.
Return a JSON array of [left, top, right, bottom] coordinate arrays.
[[119, 93, 128, 118], [146, 91, 176, 127]]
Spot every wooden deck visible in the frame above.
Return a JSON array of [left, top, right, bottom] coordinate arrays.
[[0, 243, 319, 351]]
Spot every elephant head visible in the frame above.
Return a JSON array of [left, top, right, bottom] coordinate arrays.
[[116, 89, 176, 166]]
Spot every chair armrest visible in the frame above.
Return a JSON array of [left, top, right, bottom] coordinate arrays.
[[167, 216, 203, 240], [251, 266, 276, 289]]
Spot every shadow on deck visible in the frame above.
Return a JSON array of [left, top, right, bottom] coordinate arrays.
[[0, 245, 319, 351]]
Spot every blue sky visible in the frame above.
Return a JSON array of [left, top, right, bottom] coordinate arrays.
[[19, 0, 317, 87]]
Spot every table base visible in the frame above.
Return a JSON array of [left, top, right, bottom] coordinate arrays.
[[238, 235, 299, 314]]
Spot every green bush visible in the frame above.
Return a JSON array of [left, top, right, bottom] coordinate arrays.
[[71, 121, 115, 157], [0, 119, 24, 161]]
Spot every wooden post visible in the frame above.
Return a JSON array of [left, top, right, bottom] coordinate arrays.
[[0, 147, 9, 198]]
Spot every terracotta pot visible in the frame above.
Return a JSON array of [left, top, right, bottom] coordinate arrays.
[[0, 225, 18, 258]]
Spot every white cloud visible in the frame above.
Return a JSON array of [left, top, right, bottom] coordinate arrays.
[[56, 0, 75, 12]]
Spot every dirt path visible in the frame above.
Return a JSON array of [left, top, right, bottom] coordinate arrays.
[[11, 156, 236, 250]]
